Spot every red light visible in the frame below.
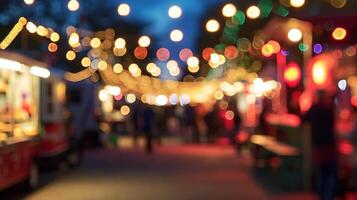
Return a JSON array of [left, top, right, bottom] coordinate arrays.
[[284, 62, 301, 87], [352, 96, 357, 107], [224, 45, 238, 60], [134, 46, 148, 60], [179, 48, 193, 62], [202, 47, 215, 61], [156, 48, 170, 61]]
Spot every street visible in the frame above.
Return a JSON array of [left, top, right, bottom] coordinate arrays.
[[1, 144, 314, 200]]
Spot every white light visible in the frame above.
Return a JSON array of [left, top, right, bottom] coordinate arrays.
[[67, 0, 80, 11], [138, 35, 151, 47], [288, 28, 302, 42], [0, 58, 23, 71], [24, 0, 34, 5], [155, 95, 168, 106], [170, 29, 183, 42], [99, 89, 109, 102], [290, 0, 305, 8], [338, 80, 347, 91], [105, 85, 121, 96], [30, 66, 50, 78], [169, 94, 178, 105], [168, 5, 182, 19], [118, 3, 130, 16], [222, 3, 237, 18], [179, 94, 190, 105], [206, 19, 220, 33]]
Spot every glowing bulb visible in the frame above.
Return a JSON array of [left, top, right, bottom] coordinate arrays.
[[90, 37, 101, 48], [24, 0, 34, 5], [68, 33, 79, 46], [290, 0, 305, 7], [332, 27, 346, 40], [246, 6, 260, 19], [113, 63, 123, 74], [222, 3, 237, 17], [170, 29, 183, 42], [138, 35, 151, 47], [126, 94, 136, 103], [118, 3, 130, 16], [115, 38, 126, 48], [288, 28, 302, 42], [206, 19, 220, 33], [68, 0, 80, 11], [98, 60, 107, 70], [26, 22, 37, 33], [81, 57, 91, 67], [168, 5, 182, 19], [50, 32, 60, 42], [120, 105, 130, 115], [66, 50, 76, 61], [187, 56, 199, 67]]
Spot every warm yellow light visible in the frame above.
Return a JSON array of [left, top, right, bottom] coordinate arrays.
[[26, 21, 37, 33], [222, 3, 237, 18], [36, 25, 48, 36], [169, 67, 180, 76], [290, 0, 305, 7], [170, 29, 183, 42], [167, 60, 178, 70], [187, 56, 199, 67], [206, 19, 220, 33], [99, 89, 109, 102], [288, 28, 302, 42], [261, 43, 274, 57], [168, 5, 182, 19], [114, 38, 126, 48], [126, 94, 136, 103], [66, 50, 76, 61], [214, 90, 224, 100], [330, 0, 347, 8], [81, 57, 91, 67], [120, 105, 130, 115], [209, 53, 220, 68], [98, 60, 108, 70], [113, 63, 123, 74], [332, 27, 346, 40], [129, 63, 141, 77], [90, 37, 101, 48], [24, 0, 35, 5], [146, 63, 156, 72], [68, 0, 80, 11], [68, 32, 79, 46], [151, 67, 161, 77], [188, 65, 199, 73], [155, 95, 168, 106], [246, 6, 260, 19], [312, 61, 327, 85], [50, 32, 60, 42], [118, 3, 130, 16], [138, 35, 151, 47]]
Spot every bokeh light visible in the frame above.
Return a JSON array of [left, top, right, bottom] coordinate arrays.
[[66, 50, 76, 61], [50, 32, 60, 42], [222, 3, 237, 18], [120, 105, 130, 115], [24, 0, 34, 5], [134, 47, 148, 60], [332, 27, 347, 40], [246, 6, 260, 19], [290, 0, 305, 7], [138, 35, 151, 47], [113, 63, 123, 74], [206, 19, 220, 32], [168, 5, 182, 19], [313, 44, 323, 54], [156, 48, 170, 61], [48, 42, 58, 52], [288, 28, 302, 42], [90, 37, 101, 48], [179, 48, 193, 62], [261, 44, 274, 57], [118, 3, 130, 16], [68, 0, 80, 11], [170, 29, 183, 42], [81, 57, 91, 67]]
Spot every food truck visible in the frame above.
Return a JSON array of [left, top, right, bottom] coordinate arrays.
[[0, 51, 80, 190]]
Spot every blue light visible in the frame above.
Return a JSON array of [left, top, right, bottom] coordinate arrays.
[[313, 43, 323, 54]]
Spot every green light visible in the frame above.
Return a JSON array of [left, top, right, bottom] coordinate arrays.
[[232, 11, 245, 25], [215, 43, 226, 53], [298, 42, 309, 52], [273, 6, 289, 17], [258, 0, 273, 18]]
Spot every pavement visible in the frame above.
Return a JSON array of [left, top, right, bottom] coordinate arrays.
[[1, 144, 317, 200]]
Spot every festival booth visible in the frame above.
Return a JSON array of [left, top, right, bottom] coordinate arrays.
[[0, 51, 43, 189]]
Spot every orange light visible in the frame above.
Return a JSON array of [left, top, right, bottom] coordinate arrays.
[[284, 62, 301, 87], [48, 42, 58, 52], [332, 27, 346, 40], [312, 60, 327, 85]]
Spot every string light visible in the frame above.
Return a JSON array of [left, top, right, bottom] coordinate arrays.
[[68, 0, 80, 11], [168, 5, 182, 19], [118, 3, 130, 16], [206, 19, 220, 32]]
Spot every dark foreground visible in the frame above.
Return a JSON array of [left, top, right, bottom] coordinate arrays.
[[1, 144, 317, 200]]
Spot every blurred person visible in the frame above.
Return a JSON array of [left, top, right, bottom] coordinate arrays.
[[143, 106, 155, 154], [304, 90, 338, 200]]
